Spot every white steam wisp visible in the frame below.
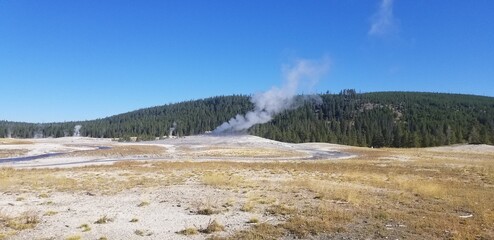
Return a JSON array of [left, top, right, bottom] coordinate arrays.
[[73, 125, 82, 137], [169, 121, 177, 138], [213, 57, 329, 134]]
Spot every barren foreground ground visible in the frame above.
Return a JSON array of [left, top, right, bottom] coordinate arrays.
[[0, 136, 493, 239]]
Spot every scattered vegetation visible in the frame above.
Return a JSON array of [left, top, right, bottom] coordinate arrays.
[[202, 173, 244, 188], [38, 193, 49, 198], [43, 211, 58, 216], [130, 218, 139, 223], [177, 227, 198, 235], [134, 229, 153, 236], [94, 215, 113, 224], [65, 235, 81, 240], [229, 223, 284, 239], [137, 201, 150, 207], [78, 223, 91, 232], [4, 211, 40, 231], [240, 201, 255, 212], [197, 207, 216, 215], [200, 219, 225, 234], [1, 144, 493, 239]]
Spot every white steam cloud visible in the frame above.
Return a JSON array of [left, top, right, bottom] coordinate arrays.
[[213, 57, 330, 134], [369, 0, 397, 37], [6, 127, 12, 138], [73, 125, 82, 137], [169, 121, 177, 137]]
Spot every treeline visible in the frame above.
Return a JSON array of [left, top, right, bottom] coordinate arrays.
[[0, 95, 252, 140], [251, 90, 494, 147], [1, 91, 493, 147]]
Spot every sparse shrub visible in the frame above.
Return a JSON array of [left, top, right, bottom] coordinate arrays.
[[200, 219, 224, 234], [6, 211, 39, 230], [247, 217, 259, 223], [94, 215, 113, 224], [177, 227, 198, 235], [40, 201, 54, 205], [282, 214, 347, 238], [135, 229, 153, 236], [240, 201, 255, 212], [374, 211, 388, 220], [130, 218, 139, 223], [38, 193, 49, 198], [65, 235, 81, 240], [78, 223, 91, 232], [134, 230, 144, 236], [0, 233, 7, 240], [229, 223, 283, 239], [44, 211, 58, 216], [266, 204, 295, 216], [137, 201, 150, 207], [222, 199, 235, 208], [15, 197, 25, 201], [202, 173, 243, 187], [197, 207, 215, 215], [98, 237, 108, 240]]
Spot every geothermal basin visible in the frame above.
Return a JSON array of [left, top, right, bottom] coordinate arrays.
[[0, 135, 354, 168]]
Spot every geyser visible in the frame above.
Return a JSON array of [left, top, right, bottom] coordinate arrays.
[[213, 57, 329, 134], [169, 122, 177, 138], [73, 125, 82, 137]]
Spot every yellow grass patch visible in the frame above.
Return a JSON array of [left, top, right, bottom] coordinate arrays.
[[1, 143, 493, 239], [0, 138, 33, 145]]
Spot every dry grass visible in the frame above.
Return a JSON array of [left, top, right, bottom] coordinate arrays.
[[65, 235, 81, 240], [227, 223, 284, 240], [43, 211, 58, 216], [67, 145, 165, 157], [0, 138, 33, 145], [200, 219, 225, 234], [202, 173, 245, 188], [134, 229, 153, 236], [0, 149, 29, 158], [1, 143, 493, 239], [78, 223, 91, 232], [137, 201, 150, 207], [94, 215, 113, 224], [177, 227, 198, 235], [247, 217, 259, 224], [3, 211, 40, 231], [191, 147, 306, 158]]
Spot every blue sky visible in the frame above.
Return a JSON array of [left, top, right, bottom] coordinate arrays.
[[1, 0, 493, 123]]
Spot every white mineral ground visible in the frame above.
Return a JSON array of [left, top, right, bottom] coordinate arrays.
[[0, 135, 355, 169], [1, 136, 493, 239]]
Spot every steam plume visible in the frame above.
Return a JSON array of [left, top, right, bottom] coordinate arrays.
[[6, 127, 12, 138], [169, 121, 177, 137], [73, 125, 82, 137], [213, 57, 330, 134]]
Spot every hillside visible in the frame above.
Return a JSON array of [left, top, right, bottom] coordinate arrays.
[[1, 91, 494, 148]]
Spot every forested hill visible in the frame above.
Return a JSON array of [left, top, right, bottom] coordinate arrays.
[[1, 91, 494, 148]]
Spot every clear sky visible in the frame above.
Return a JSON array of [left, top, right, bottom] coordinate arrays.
[[1, 0, 493, 123]]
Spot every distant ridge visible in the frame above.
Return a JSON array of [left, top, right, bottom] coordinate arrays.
[[1, 91, 493, 148]]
